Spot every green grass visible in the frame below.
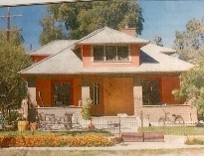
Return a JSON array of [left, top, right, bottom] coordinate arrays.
[[0, 129, 112, 137], [138, 126, 204, 135]]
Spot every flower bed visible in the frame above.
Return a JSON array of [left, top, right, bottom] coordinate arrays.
[[0, 134, 113, 147]]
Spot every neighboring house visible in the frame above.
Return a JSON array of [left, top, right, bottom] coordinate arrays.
[[20, 27, 197, 123]]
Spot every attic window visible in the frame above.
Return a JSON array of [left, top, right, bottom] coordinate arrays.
[[93, 45, 129, 62]]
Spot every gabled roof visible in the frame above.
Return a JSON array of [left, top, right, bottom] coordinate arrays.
[[76, 27, 149, 45], [30, 40, 77, 56]]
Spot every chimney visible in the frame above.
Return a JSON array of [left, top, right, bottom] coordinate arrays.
[[120, 26, 137, 37]]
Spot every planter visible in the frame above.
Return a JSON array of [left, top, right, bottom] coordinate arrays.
[[30, 122, 38, 131], [18, 121, 28, 131]]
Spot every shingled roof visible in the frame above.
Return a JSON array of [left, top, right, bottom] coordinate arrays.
[[23, 49, 83, 75], [30, 40, 77, 56], [76, 27, 149, 45], [20, 27, 193, 75], [20, 42, 193, 75]]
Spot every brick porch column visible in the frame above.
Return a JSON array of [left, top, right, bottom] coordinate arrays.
[[133, 81, 143, 117]]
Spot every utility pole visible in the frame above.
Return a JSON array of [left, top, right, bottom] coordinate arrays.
[[0, 7, 22, 41], [7, 7, 11, 41]]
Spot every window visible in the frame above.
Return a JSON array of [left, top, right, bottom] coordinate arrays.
[[106, 46, 117, 61], [90, 83, 100, 105], [93, 46, 104, 61], [118, 46, 129, 61], [93, 45, 129, 62], [53, 82, 71, 106], [142, 80, 161, 105]]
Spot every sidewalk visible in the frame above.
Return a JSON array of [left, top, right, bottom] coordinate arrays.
[[3, 135, 204, 151]]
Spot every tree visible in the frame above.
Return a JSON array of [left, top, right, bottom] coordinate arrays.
[[173, 60, 204, 118], [153, 35, 163, 47], [40, 0, 144, 45], [0, 33, 31, 117], [173, 18, 204, 117], [174, 18, 204, 63]]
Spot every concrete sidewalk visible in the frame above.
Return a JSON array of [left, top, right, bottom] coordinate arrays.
[[3, 135, 204, 151]]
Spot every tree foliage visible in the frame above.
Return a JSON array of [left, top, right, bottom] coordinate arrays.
[[173, 18, 204, 116], [40, 0, 144, 45], [173, 60, 204, 117], [173, 18, 204, 117], [0, 33, 31, 116], [174, 18, 204, 63]]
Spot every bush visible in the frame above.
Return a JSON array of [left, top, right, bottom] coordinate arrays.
[[81, 98, 93, 120], [185, 137, 204, 145], [0, 134, 113, 147]]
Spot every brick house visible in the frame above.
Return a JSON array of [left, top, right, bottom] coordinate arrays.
[[20, 27, 197, 125]]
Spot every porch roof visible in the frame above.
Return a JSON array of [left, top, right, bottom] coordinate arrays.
[[20, 43, 193, 75]]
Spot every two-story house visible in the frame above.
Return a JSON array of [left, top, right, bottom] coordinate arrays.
[[20, 27, 197, 125]]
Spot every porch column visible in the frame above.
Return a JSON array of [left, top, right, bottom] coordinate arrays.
[[133, 80, 143, 117], [27, 79, 37, 105], [81, 84, 90, 105]]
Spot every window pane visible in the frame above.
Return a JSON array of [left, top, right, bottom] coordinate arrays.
[[106, 46, 117, 61], [118, 46, 129, 61], [93, 46, 104, 61]]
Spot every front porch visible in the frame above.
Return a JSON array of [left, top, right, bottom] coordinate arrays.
[[36, 104, 198, 133], [29, 74, 187, 117], [27, 74, 198, 132]]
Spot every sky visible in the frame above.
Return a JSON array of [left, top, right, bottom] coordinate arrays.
[[0, 1, 204, 51]]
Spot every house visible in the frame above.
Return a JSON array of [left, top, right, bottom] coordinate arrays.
[[20, 27, 197, 128]]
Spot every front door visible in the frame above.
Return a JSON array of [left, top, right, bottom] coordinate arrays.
[[52, 81, 72, 106]]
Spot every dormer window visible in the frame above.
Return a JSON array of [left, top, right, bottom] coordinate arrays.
[[93, 45, 129, 62]]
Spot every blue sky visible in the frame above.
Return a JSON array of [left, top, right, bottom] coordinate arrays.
[[0, 1, 204, 51], [140, 0, 204, 47]]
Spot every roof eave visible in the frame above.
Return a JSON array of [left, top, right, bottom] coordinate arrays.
[[19, 70, 187, 76]]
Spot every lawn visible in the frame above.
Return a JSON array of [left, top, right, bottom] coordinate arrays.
[[138, 126, 204, 135]]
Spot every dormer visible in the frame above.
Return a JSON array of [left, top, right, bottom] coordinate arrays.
[[75, 27, 149, 67]]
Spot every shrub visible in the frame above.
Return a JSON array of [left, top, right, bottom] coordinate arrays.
[[185, 137, 204, 145], [81, 98, 93, 120]]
